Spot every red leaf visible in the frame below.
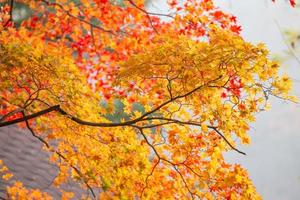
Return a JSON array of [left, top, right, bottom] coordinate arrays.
[[221, 92, 227, 98], [212, 11, 224, 20], [230, 25, 242, 34], [290, 0, 296, 7]]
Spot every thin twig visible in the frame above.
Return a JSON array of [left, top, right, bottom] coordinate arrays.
[[4, 0, 14, 27], [210, 127, 246, 155], [137, 117, 246, 155], [135, 127, 196, 199], [173, 166, 195, 200], [40, 0, 117, 35], [274, 19, 300, 65], [127, 0, 159, 34], [20, 111, 96, 198], [126, 0, 174, 18], [0, 76, 223, 128]]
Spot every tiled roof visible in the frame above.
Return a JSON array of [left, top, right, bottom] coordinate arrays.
[[0, 126, 87, 199]]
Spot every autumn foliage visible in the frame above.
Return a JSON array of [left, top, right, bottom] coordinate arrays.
[[0, 0, 296, 199]]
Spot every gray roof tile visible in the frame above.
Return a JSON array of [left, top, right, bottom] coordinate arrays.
[[0, 126, 89, 199]]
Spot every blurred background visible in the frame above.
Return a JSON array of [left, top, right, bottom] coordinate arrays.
[[148, 0, 300, 199]]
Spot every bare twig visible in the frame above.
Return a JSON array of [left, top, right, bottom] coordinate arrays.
[[40, 0, 117, 35], [127, 0, 159, 34], [274, 19, 300, 66], [126, 0, 174, 19]]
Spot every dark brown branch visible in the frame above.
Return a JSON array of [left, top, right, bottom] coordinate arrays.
[[127, 0, 158, 34], [137, 117, 246, 155], [139, 121, 173, 129], [90, 25, 101, 58], [0, 76, 244, 156], [0, 108, 23, 122], [126, 0, 174, 19], [0, 105, 60, 127], [0, 76, 222, 128], [210, 127, 246, 155], [4, 0, 14, 27], [137, 127, 161, 158], [135, 76, 223, 122], [134, 127, 196, 199], [173, 166, 195, 199]]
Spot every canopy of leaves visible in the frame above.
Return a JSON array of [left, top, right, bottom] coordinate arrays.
[[0, 0, 295, 199]]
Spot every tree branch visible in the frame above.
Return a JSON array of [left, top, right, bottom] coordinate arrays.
[[0, 108, 23, 122], [0, 76, 244, 156], [0, 105, 60, 127], [126, 0, 174, 19], [210, 127, 246, 155], [127, 0, 159, 34], [137, 117, 246, 155], [4, 0, 14, 27], [40, 0, 117, 35], [135, 127, 195, 198], [0, 76, 222, 128]]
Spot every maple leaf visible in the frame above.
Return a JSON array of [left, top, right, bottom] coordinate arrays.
[[230, 25, 242, 34], [290, 0, 296, 7]]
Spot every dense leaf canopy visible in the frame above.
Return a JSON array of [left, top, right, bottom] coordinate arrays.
[[0, 0, 295, 199]]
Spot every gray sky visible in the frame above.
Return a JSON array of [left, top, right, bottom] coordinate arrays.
[[148, 1, 300, 199]]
